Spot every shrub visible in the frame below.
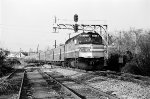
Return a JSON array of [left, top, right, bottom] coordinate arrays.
[[121, 61, 142, 75], [134, 31, 150, 76], [106, 53, 120, 72], [5, 58, 21, 66], [0, 49, 15, 76]]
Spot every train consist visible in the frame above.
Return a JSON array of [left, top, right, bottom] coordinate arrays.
[[27, 32, 105, 70]]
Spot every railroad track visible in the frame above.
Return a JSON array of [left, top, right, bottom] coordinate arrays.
[[39, 70, 86, 99], [17, 71, 26, 99], [17, 64, 150, 99], [0, 69, 26, 99], [0, 69, 18, 81], [19, 67, 77, 99], [0, 69, 25, 85], [6, 69, 26, 99], [14, 65, 119, 99], [39, 69, 118, 99]]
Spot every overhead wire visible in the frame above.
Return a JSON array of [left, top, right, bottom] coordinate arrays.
[[0, 24, 50, 33]]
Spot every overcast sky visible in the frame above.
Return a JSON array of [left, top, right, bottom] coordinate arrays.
[[0, 0, 150, 52]]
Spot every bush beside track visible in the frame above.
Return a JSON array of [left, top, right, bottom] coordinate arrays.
[[0, 49, 21, 77], [0, 57, 21, 77]]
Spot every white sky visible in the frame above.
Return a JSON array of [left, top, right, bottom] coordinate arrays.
[[0, 0, 150, 52]]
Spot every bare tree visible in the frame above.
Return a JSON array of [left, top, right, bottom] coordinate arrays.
[[136, 30, 150, 76]]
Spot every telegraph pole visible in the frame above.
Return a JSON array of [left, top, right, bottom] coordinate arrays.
[[55, 40, 56, 48], [118, 31, 123, 69], [68, 33, 71, 39], [20, 48, 21, 57], [37, 44, 39, 53], [119, 32, 121, 54], [134, 31, 138, 54]]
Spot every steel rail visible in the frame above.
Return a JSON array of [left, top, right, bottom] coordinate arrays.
[[42, 66, 119, 99], [39, 70, 86, 99], [7, 70, 18, 79], [17, 71, 26, 99], [0, 70, 18, 84], [66, 72, 119, 99]]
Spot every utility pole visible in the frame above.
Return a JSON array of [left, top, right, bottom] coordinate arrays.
[[37, 44, 39, 53], [106, 25, 108, 59], [20, 48, 21, 57], [134, 31, 138, 54], [54, 40, 56, 48], [39, 52, 40, 60], [68, 33, 71, 39], [119, 31, 121, 54], [131, 28, 139, 54], [118, 31, 123, 69]]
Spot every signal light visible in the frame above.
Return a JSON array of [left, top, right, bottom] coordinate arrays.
[[74, 24, 78, 32], [74, 14, 78, 22]]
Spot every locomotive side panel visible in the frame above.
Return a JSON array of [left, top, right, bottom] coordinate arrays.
[[53, 47, 60, 61], [60, 45, 65, 61], [53, 45, 65, 61], [65, 39, 78, 58]]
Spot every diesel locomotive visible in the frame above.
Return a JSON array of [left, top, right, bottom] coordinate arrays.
[[28, 32, 105, 70]]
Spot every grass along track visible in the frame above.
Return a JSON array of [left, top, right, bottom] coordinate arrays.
[[0, 69, 25, 99]]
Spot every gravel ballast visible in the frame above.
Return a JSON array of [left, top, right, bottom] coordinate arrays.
[[42, 65, 150, 99]]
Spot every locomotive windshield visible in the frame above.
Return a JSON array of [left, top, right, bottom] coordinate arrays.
[[78, 33, 103, 44]]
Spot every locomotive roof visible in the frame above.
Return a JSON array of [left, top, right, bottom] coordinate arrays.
[[65, 32, 99, 44]]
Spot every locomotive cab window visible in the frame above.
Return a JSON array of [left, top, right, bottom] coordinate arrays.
[[80, 34, 89, 37], [78, 33, 102, 44], [91, 34, 102, 44]]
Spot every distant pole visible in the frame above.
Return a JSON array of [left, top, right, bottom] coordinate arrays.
[[54, 16, 57, 23], [68, 33, 71, 39], [37, 44, 39, 53], [39, 52, 40, 60], [118, 31, 123, 68], [134, 31, 138, 54], [55, 40, 56, 48], [20, 48, 21, 57], [106, 25, 108, 59], [103, 25, 108, 66], [45, 51, 46, 61], [119, 31, 122, 54]]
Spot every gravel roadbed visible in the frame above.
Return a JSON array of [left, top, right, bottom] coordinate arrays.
[[42, 65, 150, 99]]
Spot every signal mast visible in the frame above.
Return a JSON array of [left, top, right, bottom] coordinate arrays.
[[52, 14, 109, 59]]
